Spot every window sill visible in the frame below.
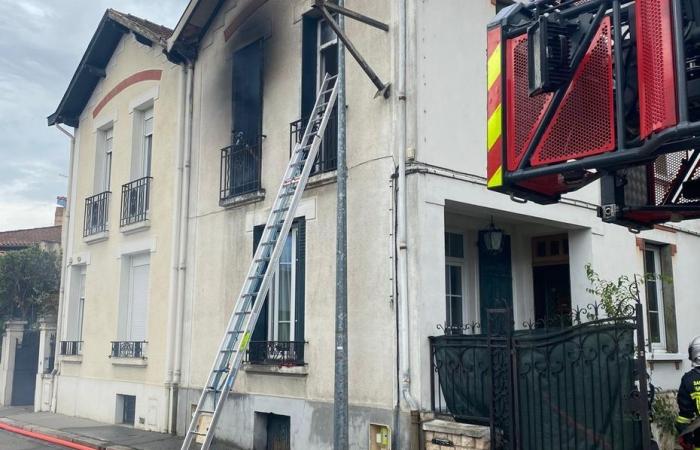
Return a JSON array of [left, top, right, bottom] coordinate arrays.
[[648, 352, 685, 370], [84, 231, 109, 244], [243, 363, 308, 376], [59, 355, 83, 364], [306, 170, 337, 189], [110, 357, 148, 367], [120, 219, 150, 235], [220, 189, 266, 208]]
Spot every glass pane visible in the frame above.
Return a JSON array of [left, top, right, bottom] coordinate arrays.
[[648, 311, 661, 343], [536, 241, 546, 257], [646, 279, 659, 312], [444, 232, 464, 258], [644, 249, 656, 276], [451, 296, 463, 327], [449, 265, 462, 296], [278, 323, 291, 342], [320, 20, 336, 45], [274, 234, 294, 340]]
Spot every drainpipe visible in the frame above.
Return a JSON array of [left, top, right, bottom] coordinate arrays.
[[397, 0, 419, 414], [51, 123, 76, 413], [165, 61, 190, 434], [171, 60, 195, 433]]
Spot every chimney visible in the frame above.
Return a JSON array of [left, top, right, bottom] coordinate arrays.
[[55, 196, 67, 226], [54, 206, 65, 226]]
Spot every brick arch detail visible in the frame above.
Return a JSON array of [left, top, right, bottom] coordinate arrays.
[[92, 69, 162, 118]]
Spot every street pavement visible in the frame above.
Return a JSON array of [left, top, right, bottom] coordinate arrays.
[[0, 429, 66, 449]]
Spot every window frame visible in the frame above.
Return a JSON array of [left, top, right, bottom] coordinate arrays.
[[444, 231, 466, 332], [643, 245, 667, 350], [268, 228, 298, 342], [141, 107, 153, 178], [77, 266, 87, 342]]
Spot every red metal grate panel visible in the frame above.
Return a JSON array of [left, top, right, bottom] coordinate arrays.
[[506, 35, 553, 171], [531, 17, 615, 166], [636, 0, 677, 139]]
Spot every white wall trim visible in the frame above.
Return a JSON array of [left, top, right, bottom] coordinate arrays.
[[68, 252, 91, 266], [116, 238, 157, 258], [245, 197, 316, 232], [129, 86, 160, 113], [93, 110, 118, 131]]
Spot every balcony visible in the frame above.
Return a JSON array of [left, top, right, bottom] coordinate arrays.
[[120, 177, 151, 228], [289, 108, 338, 177], [220, 137, 263, 207], [246, 341, 305, 367], [59, 340, 82, 356], [84, 191, 110, 238], [110, 341, 147, 359]]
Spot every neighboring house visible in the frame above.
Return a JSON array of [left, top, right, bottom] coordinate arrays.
[[47, 9, 182, 431], [0, 225, 61, 255], [48, 1, 700, 449]]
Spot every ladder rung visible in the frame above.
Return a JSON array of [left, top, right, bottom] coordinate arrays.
[[220, 348, 238, 353], [206, 386, 221, 392], [198, 410, 215, 415], [320, 88, 334, 95], [260, 241, 274, 246], [273, 207, 289, 214], [280, 190, 295, 197], [212, 368, 229, 373], [234, 310, 251, 316], [248, 275, 263, 280], [290, 161, 305, 168], [266, 223, 283, 229], [193, 431, 208, 436], [254, 257, 270, 262], [242, 292, 258, 298]]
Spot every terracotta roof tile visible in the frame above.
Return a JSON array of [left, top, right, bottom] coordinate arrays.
[[0, 226, 62, 249]]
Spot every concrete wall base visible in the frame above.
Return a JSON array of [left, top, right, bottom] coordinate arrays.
[[176, 387, 412, 450], [423, 419, 490, 450]]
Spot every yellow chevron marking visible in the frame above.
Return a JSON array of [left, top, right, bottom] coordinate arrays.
[[487, 43, 502, 90], [487, 166, 503, 188], [487, 104, 502, 150]]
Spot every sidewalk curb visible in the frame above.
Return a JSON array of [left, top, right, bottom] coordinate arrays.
[[0, 417, 138, 450]]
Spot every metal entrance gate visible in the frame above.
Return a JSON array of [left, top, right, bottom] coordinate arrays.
[[430, 302, 651, 450], [11, 330, 39, 406]]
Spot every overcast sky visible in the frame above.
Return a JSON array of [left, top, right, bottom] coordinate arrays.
[[0, 0, 188, 231]]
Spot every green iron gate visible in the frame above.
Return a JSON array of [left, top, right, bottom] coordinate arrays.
[[430, 302, 651, 450]]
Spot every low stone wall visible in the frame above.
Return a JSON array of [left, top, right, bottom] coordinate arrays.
[[423, 419, 490, 450]]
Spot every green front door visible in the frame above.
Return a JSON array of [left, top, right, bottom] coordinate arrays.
[[478, 232, 513, 331]]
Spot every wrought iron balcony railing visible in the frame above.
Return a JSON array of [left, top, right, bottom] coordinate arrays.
[[59, 340, 82, 356], [289, 108, 338, 176], [110, 341, 147, 359], [246, 341, 305, 366], [84, 191, 110, 237], [220, 138, 262, 201], [120, 177, 151, 227]]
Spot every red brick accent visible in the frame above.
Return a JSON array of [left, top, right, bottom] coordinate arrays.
[[92, 69, 162, 118], [670, 243, 677, 256], [635, 237, 645, 251]]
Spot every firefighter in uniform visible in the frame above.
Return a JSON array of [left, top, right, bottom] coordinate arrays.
[[677, 336, 700, 450]]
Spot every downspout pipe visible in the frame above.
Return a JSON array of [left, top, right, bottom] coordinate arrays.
[[397, 0, 418, 413], [165, 61, 190, 434], [171, 60, 195, 432], [51, 123, 76, 412]]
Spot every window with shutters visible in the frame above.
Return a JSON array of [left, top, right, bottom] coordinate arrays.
[[249, 219, 306, 365], [114, 253, 150, 358], [60, 265, 86, 356]]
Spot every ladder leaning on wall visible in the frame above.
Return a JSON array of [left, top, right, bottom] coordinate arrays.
[[180, 73, 340, 450]]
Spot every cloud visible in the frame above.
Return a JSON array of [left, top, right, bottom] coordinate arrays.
[[0, 0, 188, 231]]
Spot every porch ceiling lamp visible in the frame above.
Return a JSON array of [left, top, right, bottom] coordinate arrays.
[[482, 218, 504, 254]]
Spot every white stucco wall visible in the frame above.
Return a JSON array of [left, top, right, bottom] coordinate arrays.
[[56, 32, 182, 432]]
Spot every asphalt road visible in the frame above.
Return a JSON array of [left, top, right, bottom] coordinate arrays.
[[0, 429, 67, 449]]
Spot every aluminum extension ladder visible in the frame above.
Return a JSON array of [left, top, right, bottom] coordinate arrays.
[[181, 73, 339, 450]]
